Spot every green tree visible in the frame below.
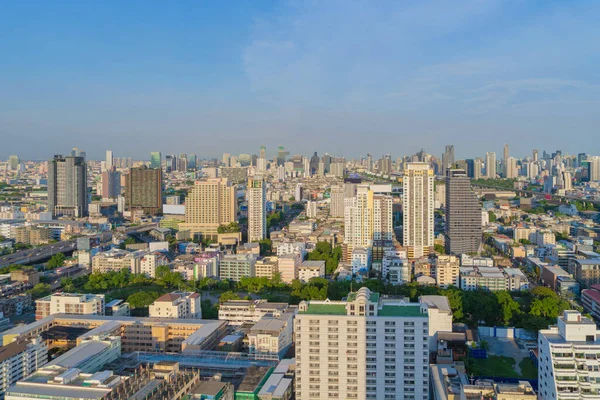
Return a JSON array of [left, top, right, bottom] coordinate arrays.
[[488, 211, 497, 223], [61, 277, 75, 292], [496, 291, 521, 326], [219, 291, 242, 303], [259, 239, 272, 256], [27, 283, 52, 300], [127, 291, 160, 308], [46, 253, 66, 269], [201, 299, 218, 319], [434, 244, 445, 254]]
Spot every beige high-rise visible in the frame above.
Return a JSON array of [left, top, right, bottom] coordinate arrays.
[[179, 178, 237, 240], [403, 163, 434, 258]]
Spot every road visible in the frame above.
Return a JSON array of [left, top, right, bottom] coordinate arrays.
[[472, 183, 600, 205], [0, 240, 77, 268]]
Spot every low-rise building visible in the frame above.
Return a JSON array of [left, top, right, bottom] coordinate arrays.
[[571, 258, 600, 289], [149, 291, 202, 319], [0, 338, 48, 398], [104, 299, 130, 317], [91, 249, 146, 274], [218, 300, 291, 325], [460, 267, 508, 291], [255, 256, 279, 279], [139, 252, 169, 278], [219, 254, 256, 282], [434, 255, 460, 288], [277, 253, 301, 283], [35, 293, 105, 320], [297, 260, 325, 282], [503, 268, 530, 291], [248, 312, 295, 359], [420, 295, 453, 352], [275, 242, 307, 259]]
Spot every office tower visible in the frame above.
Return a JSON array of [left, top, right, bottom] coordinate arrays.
[[48, 155, 88, 218], [188, 153, 197, 170], [445, 169, 481, 255], [257, 157, 267, 172], [533, 149, 539, 162], [259, 145, 267, 160], [309, 152, 319, 176], [101, 168, 121, 200], [465, 159, 474, 178], [317, 160, 325, 177], [150, 152, 162, 169], [164, 155, 174, 172], [330, 186, 345, 218], [503, 143, 509, 176], [105, 150, 113, 170], [442, 145, 455, 176], [295, 183, 303, 201], [366, 153, 373, 172], [589, 156, 600, 181], [178, 178, 237, 240], [222, 153, 231, 167], [124, 166, 163, 215], [403, 163, 434, 258], [505, 157, 518, 179], [562, 170, 573, 190], [295, 287, 430, 400], [178, 156, 188, 172], [538, 311, 600, 400], [277, 146, 288, 166], [247, 176, 266, 242], [485, 152, 497, 178], [71, 147, 81, 157]]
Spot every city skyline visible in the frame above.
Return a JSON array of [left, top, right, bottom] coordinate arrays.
[[2, 1, 600, 159]]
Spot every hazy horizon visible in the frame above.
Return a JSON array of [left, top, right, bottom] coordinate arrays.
[[2, 1, 599, 160]]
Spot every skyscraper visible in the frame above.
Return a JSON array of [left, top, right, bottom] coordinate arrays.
[[403, 163, 434, 258], [259, 145, 266, 160], [445, 169, 481, 255], [101, 168, 121, 200], [105, 150, 113, 171], [247, 176, 266, 242], [441, 145, 455, 177], [503, 143, 509, 167], [150, 152, 162, 169], [222, 153, 231, 167], [124, 166, 163, 215], [188, 154, 197, 170], [533, 149, 539, 162], [505, 157, 518, 179], [48, 155, 88, 218], [329, 186, 345, 218], [276, 146, 288, 166], [178, 178, 237, 240], [309, 152, 319, 176], [485, 152, 497, 178], [589, 156, 600, 181], [8, 155, 20, 170]]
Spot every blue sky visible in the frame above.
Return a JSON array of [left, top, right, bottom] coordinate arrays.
[[1, 0, 599, 161]]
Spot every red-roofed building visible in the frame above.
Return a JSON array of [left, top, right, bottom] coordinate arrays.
[[582, 286, 600, 321], [149, 291, 202, 319]]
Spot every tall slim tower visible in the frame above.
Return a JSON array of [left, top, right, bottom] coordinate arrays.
[[485, 152, 497, 178], [445, 169, 481, 255], [503, 144, 509, 177], [329, 186, 345, 218], [48, 155, 88, 218], [403, 163, 434, 258], [533, 149, 539, 162], [247, 176, 266, 242], [150, 152, 162, 169], [105, 150, 113, 171], [442, 145, 455, 177], [101, 168, 121, 200], [259, 146, 267, 159]]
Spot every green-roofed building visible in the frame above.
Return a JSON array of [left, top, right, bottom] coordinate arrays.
[[295, 287, 432, 400]]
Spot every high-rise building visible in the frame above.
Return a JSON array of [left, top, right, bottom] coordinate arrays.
[[105, 150, 113, 171], [295, 287, 430, 400], [538, 310, 600, 400], [101, 168, 121, 200], [48, 155, 88, 218], [589, 156, 600, 182], [178, 178, 237, 240], [533, 149, 539, 162], [124, 166, 163, 215], [329, 186, 345, 218], [442, 145, 455, 176], [276, 146, 288, 166], [222, 153, 231, 167], [309, 152, 319, 176], [188, 153, 197, 170], [150, 152, 162, 169], [8, 155, 20, 170], [345, 185, 393, 251], [505, 157, 518, 179], [445, 169, 481, 255], [403, 163, 434, 258], [259, 145, 266, 160], [503, 143, 509, 176], [485, 152, 497, 178], [248, 176, 266, 242]]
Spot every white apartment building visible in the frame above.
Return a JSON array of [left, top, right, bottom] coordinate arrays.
[[503, 268, 530, 291], [351, 247, 372, 274], [459, 267, 528, 292], [460, 254, 494, 267], [419, 295, 453, 352], [248, 311, 295, 359], [298, 261, 325, 282], [295, 287, 430, 400], [538, 310, 600, 400], [276, 241, 307, 259], [329, 186, 345, 218], [219, 254, 256, 282], [382, 255, 410, 285], [306, 201, 317, 218], [247, 176, 266, 242], [434, 255, 460, 288], [35, 293, 105, 320], [0, 338, 48, 398], [91, 249, 146, 274], [255, 256, 278, 279], [403, 163, 434, 258], [139, 252, 168, 278], [218, 300, 291, 325], [149, 291, 202, 319], [531, 230, 556, 247]]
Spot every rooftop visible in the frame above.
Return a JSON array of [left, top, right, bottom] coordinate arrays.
[[299, 303, 347, 315], [378, 304, 426, 317]]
